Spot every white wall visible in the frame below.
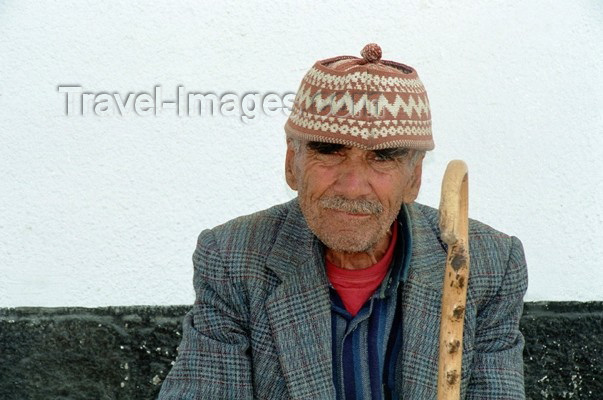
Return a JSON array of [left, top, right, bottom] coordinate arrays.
[[1, 1, 601, 307]]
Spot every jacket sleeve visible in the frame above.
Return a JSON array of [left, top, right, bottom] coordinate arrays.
[[465, 236, 528, 400], [158, 229, 253, 400]]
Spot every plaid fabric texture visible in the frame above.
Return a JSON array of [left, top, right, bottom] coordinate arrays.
[[158, 198, 527, 399]]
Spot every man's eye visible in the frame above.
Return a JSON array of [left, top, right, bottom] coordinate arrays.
[[373, 153, 394, 161], [372, 150, 397, 162], [317, 148, 341, 155]]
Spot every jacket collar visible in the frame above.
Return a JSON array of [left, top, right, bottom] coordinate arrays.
[[265, 198, 323, 281]]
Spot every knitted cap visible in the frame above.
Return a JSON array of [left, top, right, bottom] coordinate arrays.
[[285, 43, 434, 150]]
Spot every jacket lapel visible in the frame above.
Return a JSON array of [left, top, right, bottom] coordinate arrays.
[[265, 199, 335, 400], [405, 202, 448, 290]]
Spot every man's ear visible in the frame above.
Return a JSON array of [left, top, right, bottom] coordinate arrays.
[[402, 155, 424, 203], [285, 143, 298, 191]]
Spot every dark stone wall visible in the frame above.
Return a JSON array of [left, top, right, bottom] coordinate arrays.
[[0, 302, 601, 400], [0, 306, 183, 400], [520, 302, 602, 399]]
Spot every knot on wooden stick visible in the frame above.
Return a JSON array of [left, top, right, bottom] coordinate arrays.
[[451, 252, 468, 272], [452, 304, 465, 321], [447, 339, 461, 354], [446, 369, 460, 385]]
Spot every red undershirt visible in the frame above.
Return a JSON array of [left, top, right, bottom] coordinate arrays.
[[326, 221, 398, 317]]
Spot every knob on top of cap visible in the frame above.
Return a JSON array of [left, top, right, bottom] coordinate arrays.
[[361, 43, 382, 63]]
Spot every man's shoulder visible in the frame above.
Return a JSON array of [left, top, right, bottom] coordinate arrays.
[[192, 199, 307, 292], [410, 201, 515, 240], [410, 202, 527, 302], [410, 201, 522, 265], [195, 198, 299, 258]]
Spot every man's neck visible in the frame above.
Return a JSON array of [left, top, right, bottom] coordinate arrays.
[[325, 230, 393, 270]]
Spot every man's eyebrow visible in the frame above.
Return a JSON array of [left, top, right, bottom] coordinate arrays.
[[306, 141, 347, 153], [306, 142, 410, 159]]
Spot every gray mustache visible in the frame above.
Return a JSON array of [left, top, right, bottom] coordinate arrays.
[[318, 196, 383, 215]]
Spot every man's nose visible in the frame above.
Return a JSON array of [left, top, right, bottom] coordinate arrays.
[[332, 158, 373, 199]]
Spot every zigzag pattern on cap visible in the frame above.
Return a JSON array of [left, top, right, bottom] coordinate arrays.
[[294, 83, 431, 119]]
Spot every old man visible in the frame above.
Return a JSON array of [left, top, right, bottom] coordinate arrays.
[[158, 44, 528, 399]]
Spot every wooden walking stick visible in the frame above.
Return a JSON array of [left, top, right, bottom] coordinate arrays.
[[437, 160, 470, 400]]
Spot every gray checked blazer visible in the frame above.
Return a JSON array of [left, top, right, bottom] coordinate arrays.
[[158, 198, 528, 399]]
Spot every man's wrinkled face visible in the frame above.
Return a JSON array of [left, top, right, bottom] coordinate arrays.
[[285, 140, 424, 254]]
